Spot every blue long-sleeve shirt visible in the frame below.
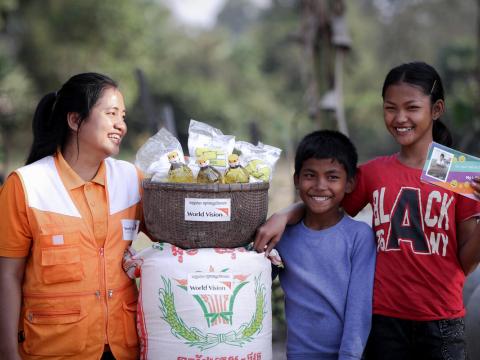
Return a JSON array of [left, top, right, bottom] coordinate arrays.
[[276, 215, 376, 360]]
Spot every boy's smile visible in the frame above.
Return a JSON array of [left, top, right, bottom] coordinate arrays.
[[294, 158, 354, 230]]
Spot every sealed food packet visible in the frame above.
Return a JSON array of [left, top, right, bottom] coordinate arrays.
[[234, 141, 282, 183], [135, 128, 187, 182], [187, 119, 235, 176]]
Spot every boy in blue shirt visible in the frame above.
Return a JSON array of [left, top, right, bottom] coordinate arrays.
[[274, 130, 375, 360]]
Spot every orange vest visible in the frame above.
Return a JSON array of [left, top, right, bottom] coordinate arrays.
[[16, 156, 142, 360]]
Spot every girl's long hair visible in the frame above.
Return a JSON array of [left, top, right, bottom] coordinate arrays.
[[26, 73, 118, 165], [381, 61, 452, 147]]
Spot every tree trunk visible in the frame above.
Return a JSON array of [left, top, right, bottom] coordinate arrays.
[[334, 48, 348, 135], [300, 0, 321, 126], [476, 0, 480, 128], [0, 126, 11, 180], [135, 68, 160, 134], [299, 0, 349, 135]]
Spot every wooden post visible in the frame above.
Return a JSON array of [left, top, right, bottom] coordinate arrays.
[[135, 68, 160, 134], [330, 0, 351, 136], [334, 48, 348, 135]]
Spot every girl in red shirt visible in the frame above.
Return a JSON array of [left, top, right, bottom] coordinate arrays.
[[255, 62, 480, 359]]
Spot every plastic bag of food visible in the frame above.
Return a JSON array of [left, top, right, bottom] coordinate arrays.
[[234, 141, 282, 183], [135, 128, 188, 182], [187, 119, 235, 176]]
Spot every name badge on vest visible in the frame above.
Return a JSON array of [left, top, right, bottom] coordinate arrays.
[[52, 235, 64, 245], [121, 219, 140, 241]]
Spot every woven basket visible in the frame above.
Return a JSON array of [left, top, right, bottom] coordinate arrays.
[[142, 180, 269, 249]]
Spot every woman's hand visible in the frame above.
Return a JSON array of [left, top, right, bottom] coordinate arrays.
[[0, 257, 26, 359]]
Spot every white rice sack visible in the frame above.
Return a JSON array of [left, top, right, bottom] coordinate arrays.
[[137, 243, 272, 360]]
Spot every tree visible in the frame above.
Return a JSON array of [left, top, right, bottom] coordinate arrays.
[[0, 0, 35, 172]]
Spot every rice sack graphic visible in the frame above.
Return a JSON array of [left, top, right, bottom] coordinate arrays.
[[136, 243, 272, 360]]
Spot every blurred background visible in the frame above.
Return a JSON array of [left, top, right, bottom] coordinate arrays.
[[0, 0, 479, 356], [1, 0, 479, 174]]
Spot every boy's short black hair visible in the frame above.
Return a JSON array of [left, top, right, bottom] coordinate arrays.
[[294, 130, 358, 179]]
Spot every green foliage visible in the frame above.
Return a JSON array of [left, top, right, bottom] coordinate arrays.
[[0, 0, 478, 340], [0, 41, 35, 169], [0, 0, 17, 29], [437, 41, 480, 153], [16, 0, 172, 103], [343, 0, 479, 158], [1, 0, 479, 163], [271, 278, 286, 341]]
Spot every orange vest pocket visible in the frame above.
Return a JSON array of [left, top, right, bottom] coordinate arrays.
[[122, 299, 139, 347], [23, 307, 88, 356], [38, 229, 81, 246], [41, 246, 85, 284]]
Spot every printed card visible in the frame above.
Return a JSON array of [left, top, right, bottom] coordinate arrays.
[[421, 142, 480, 201]]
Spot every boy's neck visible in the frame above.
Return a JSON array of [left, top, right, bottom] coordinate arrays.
[[303, 208, 344, 231]]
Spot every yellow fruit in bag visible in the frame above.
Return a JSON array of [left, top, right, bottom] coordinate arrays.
[[245, 159, 271, 182]]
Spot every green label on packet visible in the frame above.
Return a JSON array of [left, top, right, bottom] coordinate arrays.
[[195, 148, 227, 167]]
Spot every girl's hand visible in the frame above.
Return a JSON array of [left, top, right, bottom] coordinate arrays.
[[471, 177, 480, 200], [253, 212, 289, 255], [267, 249, 284, 268]]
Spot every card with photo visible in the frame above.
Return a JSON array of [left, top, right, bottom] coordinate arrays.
[[421, 142, 480, 201]]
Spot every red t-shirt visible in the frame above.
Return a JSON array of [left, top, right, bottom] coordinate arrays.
[[343, 154, 480, 320]]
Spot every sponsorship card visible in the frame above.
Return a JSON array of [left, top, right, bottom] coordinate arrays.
[[421, 142, 480, 201]]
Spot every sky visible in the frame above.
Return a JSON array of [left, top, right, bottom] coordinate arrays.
[[163, 0, 271, 28]]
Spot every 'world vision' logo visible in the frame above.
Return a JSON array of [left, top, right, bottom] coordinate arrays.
[[184, 198, 231, 222], [157, 270, 267, 350], [217, 207, 229, 216]]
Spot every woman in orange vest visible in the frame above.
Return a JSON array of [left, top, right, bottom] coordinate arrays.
[[0, 73, 144, 360]]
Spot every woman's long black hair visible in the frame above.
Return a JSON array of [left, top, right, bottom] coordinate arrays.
[[26, 73, 118, 165]]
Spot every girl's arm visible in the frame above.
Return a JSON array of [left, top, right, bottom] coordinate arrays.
[[252, 165, 367, 255], [460, 178, 480, 274], [253, 202, 305, 254], [457, 218, 480, 275], [0, 256, 26, 359]]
